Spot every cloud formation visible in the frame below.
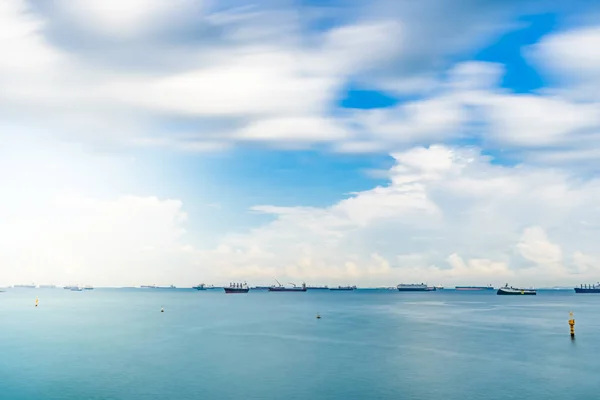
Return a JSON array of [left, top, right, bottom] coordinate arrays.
[[196, 145, 600, 287], [0, 195, 192, 287], [3, 0, 596, 158], [2, 0, 600, 287], [3, 143, 599, 287]]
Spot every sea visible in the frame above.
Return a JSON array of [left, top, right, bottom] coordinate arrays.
[[1, 288, 599, 400]]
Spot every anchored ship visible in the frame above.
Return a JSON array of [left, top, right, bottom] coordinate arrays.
[[574, 283, 600, 293], [193, 284, 207, 290], [330, 285, 357, 291], [268, 280, 307, 292], [456, 285, 494, 291], [397, 283, 435, 292], [13, 284, 36, 289], [306, 285, 329, 290], [224, 282, 249, 294], [497, 284, 536, 295]]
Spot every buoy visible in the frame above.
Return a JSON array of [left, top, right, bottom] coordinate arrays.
[[161, 307, 164, 313], [568, 311, 575, 339], [35, 297, 38, 307], [316, 313, 321, 319]]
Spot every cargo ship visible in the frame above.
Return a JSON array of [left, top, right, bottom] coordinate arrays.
[[268, 280, 307, 292], [330, 285, 357, 291], [306, 285, 329, 290], [193, 284, 207, 290], [455, 285, 494, 291], [13, 284, 36, 289], [397, 283, 435, 292], [497, 284, 536, 295], [224, 282, 249, 294], [574, 283, 600, 293]]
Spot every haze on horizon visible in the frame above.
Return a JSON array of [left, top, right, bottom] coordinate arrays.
[[2, 0, 600, 288]]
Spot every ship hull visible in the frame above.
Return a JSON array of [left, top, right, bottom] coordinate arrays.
[[224, 288, 249, 294], [397, 287, 430, 292], [268, 287, 307, 292], [330, 288, 355, 291], [497, 288, 536, 295], [574, 288, 600, 293], [456, 286, 494, 291]]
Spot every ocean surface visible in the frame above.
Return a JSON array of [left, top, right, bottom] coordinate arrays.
[[1, 288, 599, 400]]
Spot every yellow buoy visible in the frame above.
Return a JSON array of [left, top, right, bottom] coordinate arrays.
[[35, 297, 39, 307], [568, 311, 575, 339]]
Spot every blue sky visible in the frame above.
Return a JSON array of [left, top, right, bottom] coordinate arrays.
[[154, 10, 575, 235], [2, 0, 600, 287], [155, 13, 548, 210]]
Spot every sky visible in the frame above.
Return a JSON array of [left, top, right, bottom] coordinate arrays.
[[2, 0, 600, 287]]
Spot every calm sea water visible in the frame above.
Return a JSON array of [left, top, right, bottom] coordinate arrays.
[[0, 288, 598, 399]]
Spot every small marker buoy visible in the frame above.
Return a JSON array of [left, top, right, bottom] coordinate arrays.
[[568, 311, 575, 339], [161, 307, 164, 313], [35, 297, 39, 307], [316, 313, 321, 319]]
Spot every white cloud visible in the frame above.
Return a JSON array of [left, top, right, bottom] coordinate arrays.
[[0, 136, 198, 287], [2, 0, 586, 154], [338, 59, 600, 157], [345, 0, 516, 89], [235, 117, 350, 143], [196, 145, 600, 287], [446, 61, 504, 91], [3, 139, 600, 287], [54, 0, 198, 38], [572, 251, 600, 275], [446, 254, 513, 280], [0, 195, 194, 287], [517, 226, 562, 266], [529, 25, 600, 101], [481, 94, 600, 147], [0, 2, 400, 149], [111, 49, 340, 118], [320, 20, 404, 75], [0, 0, 63, 74], [349, 96, 467, 145]]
